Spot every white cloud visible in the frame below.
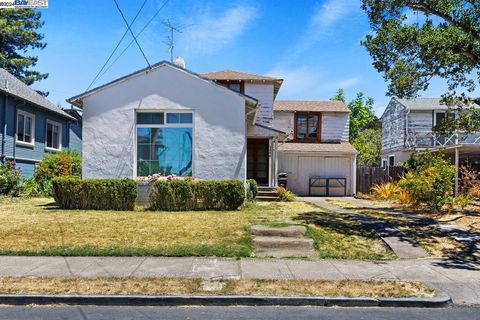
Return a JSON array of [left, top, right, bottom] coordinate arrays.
[[181, 5, 259, 54], [295, 0, 357, 53]]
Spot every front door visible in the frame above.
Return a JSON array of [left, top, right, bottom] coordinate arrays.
[[247, 139, 269, 185]]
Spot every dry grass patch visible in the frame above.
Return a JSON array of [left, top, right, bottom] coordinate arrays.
[[0, 277, 434, 298], [0, 198, 394, 260], [327, 199, 466, 257]]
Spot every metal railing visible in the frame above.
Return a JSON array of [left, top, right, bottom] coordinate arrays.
[[405, 131, 480, 148]]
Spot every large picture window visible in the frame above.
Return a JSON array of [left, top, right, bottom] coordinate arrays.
[[294, 112, 321, 141], [136, 112, 193, 177], [16, 110, 35, 146]]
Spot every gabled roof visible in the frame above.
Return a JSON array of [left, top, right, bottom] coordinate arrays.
[[0, 68, 76, 121], [274, 100, 349, 113], [278, 141, 357, 154], [67, 61, 259, 108], [202, 69, 283, 98]]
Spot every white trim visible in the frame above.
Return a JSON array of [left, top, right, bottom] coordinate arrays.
[[45, 119, 62, 151], [381, 158, 388, 168], [16, 110, 35, 147], [134, 110, 194, 178]]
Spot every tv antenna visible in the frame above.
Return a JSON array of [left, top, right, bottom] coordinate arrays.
[[163, 19, 185, 62]]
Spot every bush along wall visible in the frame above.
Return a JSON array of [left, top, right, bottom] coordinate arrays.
[[149, 179, 245, 211], [52, 177, 137, 211]]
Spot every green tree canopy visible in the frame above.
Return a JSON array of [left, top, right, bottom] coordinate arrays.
[[361, 0, 480, 101], [331, 89, 379, 139], [0, 8, 47, 86], [351, 128, 382, 167]]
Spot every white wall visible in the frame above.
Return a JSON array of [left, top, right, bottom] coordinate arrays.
[[245, 83, 274, 126], [272, 111, 349, 142], [81, 65, 247, 181]]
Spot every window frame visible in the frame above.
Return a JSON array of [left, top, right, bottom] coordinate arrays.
[[134, 110, 194, 177], [16, 110, 35, 147], [294, 112, 322, 142], [45, 119, 62, 152], [388, 155, 395, 167]]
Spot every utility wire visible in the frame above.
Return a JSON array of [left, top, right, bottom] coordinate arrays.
[[97, 0, 169, 81], [85, 0, 148, 92], [113, 0, 151, 69]]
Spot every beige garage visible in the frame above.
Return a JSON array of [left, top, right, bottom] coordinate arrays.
[[278, 142, 357, 196]]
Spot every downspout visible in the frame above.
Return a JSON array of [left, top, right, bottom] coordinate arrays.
[[1, 93, 6, 157]]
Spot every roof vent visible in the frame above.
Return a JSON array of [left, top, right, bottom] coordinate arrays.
[[173, 56, 186, 68]]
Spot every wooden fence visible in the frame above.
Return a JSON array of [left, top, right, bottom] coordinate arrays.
[[356, 167, 405, 194]]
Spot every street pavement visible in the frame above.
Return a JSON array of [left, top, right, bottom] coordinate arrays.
[[0, 306, 478, 320]]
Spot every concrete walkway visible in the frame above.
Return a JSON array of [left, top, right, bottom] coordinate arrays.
[[0, 256, 479, 305], [301, 197, 429, 260]]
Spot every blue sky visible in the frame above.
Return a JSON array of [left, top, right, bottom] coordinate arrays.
[[30, 0, 460, 115]]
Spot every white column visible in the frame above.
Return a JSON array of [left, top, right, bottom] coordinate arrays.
[[455, 147, 459, 196], [274, 138, 279, 187], [352, 154, 357, 196]]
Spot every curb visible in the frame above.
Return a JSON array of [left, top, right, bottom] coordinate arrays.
[[0, 293, 452, 308]]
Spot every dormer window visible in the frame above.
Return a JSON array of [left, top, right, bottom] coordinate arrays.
[[294, 112, 321, 142]]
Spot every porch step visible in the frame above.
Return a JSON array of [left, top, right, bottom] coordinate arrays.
[[251, 225, 306, 238], [256, 195, 280, 202], [257, 187, 278, 192], [253, 236, 314, 250]]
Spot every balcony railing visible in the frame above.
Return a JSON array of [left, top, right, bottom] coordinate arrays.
[[405, 131, 480, 149]]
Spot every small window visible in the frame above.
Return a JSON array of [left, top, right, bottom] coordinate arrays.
[[381, 159, 387, 168], [137, 112, 164, 125], [166, 113, 193, 124], [388, 155, 395, 167], [16, 110, 35, 146], [295, 112, 321, 141], [46, 120, 62, 150]]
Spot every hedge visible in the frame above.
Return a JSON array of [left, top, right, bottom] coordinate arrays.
[[52, 177, 137, 211], [149, 179, 245, 211]]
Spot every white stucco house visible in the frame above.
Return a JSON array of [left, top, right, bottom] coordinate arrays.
[[68, 61, 357, 196]]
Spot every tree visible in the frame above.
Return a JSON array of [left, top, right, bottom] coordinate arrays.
[[362, 1, 480, 101], [0, 9, 48, 87], [351, 128, 382, 166], [331, 89, 379, 139]]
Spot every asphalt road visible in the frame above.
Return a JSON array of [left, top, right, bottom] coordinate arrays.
[[0, 306, 479, 320]]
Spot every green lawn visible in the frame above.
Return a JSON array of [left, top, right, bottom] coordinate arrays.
[[0, 197, 394, 260]]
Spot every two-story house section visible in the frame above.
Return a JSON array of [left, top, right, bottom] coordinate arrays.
[[0, 68, 79, 177], [273, 100, 357, 196], [381, 97, 480, 169], [202, 70, 285, 187]]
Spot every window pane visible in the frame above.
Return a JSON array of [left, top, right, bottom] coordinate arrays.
[[308, 115, 318, 138], [46, 123, 53, 148], [52, 125, 59, 149], [296, 114, 307, 139], [167, 113, 193, 124], [137, 112, 164, 125], [136, 127, 192, 176], [17, 114, 24, 142], [24, 116, 32, 143]]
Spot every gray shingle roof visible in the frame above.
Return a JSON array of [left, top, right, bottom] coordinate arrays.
[[0, 68, 76, 121], [395, 97, 479, 110], [278, 142, 357, 154], [274, 100, 349, 113]]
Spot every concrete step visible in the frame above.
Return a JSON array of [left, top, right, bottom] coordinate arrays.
[[251, 225, 306, 238], [257, 190, 279, 195], [253, 236, 314, 250], [255, 248, 318, 259], [256, 195, 280, 202]]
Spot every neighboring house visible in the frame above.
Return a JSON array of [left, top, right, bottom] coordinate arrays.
[[67, 61, 356, 196], [63, 107, 83, 153], [381, 97, 480, 170], [0, 68, 79, 177]]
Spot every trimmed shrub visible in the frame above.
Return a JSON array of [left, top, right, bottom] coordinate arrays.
[[247, 179, 257, 200], [0, 157, 22, 196], [149, 179, 245, 211], [35, 150, 82, 196], [52, 177, 137, 210]]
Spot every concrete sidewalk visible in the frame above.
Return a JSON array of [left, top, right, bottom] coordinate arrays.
[[0, 256, 478, 305]]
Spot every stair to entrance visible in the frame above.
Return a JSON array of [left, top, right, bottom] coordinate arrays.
[[251, 225, 317, 259], [256, 187, 279, 202]]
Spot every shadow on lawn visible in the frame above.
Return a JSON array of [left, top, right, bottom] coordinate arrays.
[[355, 205, 480, 271]]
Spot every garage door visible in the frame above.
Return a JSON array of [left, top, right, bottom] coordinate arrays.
[[279, 154, 352, 196]]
